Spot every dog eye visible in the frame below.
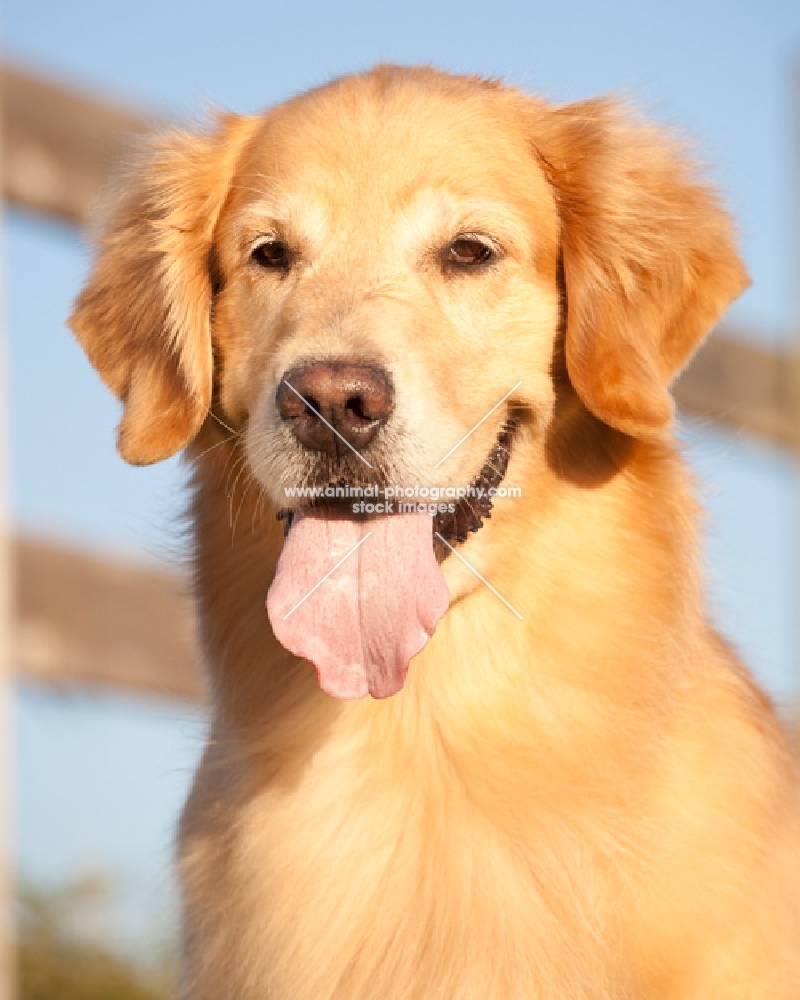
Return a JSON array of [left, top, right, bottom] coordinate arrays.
[[251, 238, 291, 270], [447, 236, 496, 267]]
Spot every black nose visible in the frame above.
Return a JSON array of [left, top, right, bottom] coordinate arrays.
[[276, 361, 394, 457]]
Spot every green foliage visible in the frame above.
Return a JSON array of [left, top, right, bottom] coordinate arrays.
[[18, 878, 176, 1000]]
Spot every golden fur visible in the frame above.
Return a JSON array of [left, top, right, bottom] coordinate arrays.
[[70, 66, 800, 998]]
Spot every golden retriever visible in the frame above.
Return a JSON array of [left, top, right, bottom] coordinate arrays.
[[70, 65, 800, 999]]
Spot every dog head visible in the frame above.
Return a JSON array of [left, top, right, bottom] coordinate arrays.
[[70, 66, 748, 697]]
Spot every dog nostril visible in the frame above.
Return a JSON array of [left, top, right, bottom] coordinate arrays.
[[346, 395, 368, 422], [305, 395, 321, 417]]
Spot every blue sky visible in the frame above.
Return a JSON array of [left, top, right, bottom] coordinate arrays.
[[4, 0, 800, 950]]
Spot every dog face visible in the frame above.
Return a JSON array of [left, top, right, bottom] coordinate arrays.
[[215, 76, 562, 512], [69, 65, 748, 696]]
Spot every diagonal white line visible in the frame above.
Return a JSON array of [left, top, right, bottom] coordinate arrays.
[[283, 531, 372, 620], [283, 380, 373, 469], [434, 381, 522, 469], [435, 532, 523, 620]]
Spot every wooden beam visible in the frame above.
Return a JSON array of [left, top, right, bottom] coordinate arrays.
[[674, 330, 800, 449], [0, 61, 152, 227], [13, 536, 204, 702]]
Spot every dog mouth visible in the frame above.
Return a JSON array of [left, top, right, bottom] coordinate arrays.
[[266, 419, 517, 700], [431, 419, 516, 560], [276, 419, 517, 561]]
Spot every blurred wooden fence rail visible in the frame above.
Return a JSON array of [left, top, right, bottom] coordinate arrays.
[[13, 536, 203, 701], [0, 62, 152, 227], [1, 60, 799, 712], [11, 538, 204, 701]]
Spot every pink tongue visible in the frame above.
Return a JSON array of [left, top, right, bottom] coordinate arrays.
[[266, 512, 449, 699]]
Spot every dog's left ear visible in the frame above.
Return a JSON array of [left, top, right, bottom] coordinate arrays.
[[535, 98, 749, 441], [69, 113, 258, 465]]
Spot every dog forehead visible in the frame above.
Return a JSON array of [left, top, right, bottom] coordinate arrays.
[[229, 69, 554, 234]]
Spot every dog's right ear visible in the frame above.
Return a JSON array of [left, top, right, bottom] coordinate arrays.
[[69, 114, 258, 465], [532, 98, 749, 442]]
